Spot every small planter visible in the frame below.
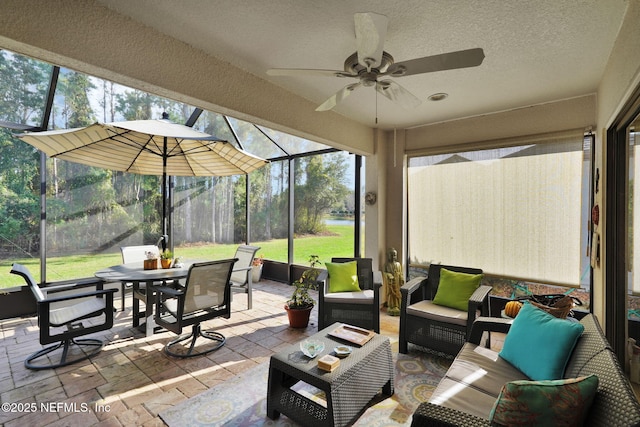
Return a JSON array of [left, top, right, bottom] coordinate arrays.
[[144, 259, 158, 270], [285, 305, 313, 328], [252, 264, 263, 282], [0, 286, 36, 320], [161, 259, 172, 269]]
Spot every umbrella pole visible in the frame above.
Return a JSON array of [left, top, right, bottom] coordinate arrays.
[[162, 136, 168, 252]]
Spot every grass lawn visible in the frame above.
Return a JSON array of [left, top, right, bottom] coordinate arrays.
[[0, 225, 355, 288]]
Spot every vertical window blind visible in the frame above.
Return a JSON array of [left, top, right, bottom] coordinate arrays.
[[408, 131, 589, 287]]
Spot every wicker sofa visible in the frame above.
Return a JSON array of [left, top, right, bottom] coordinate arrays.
[[412, 314, 640, 427]]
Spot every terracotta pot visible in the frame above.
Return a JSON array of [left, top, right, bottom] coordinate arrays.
[[161, 259, 172, 269], [285, 305, 313, 328]]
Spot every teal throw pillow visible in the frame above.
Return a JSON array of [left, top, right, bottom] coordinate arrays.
[[489, 375, 599, 427], [432, 268, 483, 311], [499, 302, 584, 380], [326, 261, 361, 293]]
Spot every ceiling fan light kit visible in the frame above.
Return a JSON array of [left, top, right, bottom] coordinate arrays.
[[267, 12, 484, 113]]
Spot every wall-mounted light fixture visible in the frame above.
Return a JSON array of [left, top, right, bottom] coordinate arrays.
[[365, 191, 377, 205]]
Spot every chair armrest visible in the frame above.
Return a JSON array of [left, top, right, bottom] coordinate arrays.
[[316, 269, 328, 282], [154, 285, 184, 296], [401, 276, 427, 299], [41, 288, 117, 305], [411, 402, 490, 427], [232, 266, 251, 272], [316, 270, 329, 296], [467, 316, 513, 345], [466, 285, 494, 337], [469, 285, 492, 306], [372, 271, 383, 289], [42, 278, 107, 293]]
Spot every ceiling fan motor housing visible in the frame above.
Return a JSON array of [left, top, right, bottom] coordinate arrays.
[[267, 12, 483, 112], [344, 51, 394, 76]]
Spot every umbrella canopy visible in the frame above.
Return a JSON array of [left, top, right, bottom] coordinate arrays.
[[19, 118, 268, 246], [19, 119, 267, 177]]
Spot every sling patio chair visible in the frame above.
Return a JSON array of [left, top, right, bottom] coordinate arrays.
[[229, 245, 260, 309], [119, 244, 161, 312], [10, 263, 116, 370], [154, 258, 237, 357]]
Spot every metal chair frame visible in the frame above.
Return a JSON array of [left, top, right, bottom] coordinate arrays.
[[119, 245, 161, 312], [10, 263, 116, 370], [229, 245, 260, 309], [154, 258, 237, 358]]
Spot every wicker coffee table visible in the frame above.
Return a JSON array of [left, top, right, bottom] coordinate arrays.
[[267, 323, 394, 427]]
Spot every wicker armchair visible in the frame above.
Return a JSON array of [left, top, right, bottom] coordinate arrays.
[[318, 257, 382, 332], [399, 263, 491, 356]]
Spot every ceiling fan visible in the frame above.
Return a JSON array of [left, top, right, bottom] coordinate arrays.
[[267, 12, 485, 112]]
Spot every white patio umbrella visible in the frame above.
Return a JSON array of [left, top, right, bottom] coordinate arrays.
[[19, 117, 268, 245]]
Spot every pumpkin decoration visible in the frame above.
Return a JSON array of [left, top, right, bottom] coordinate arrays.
[[504, 301, 523, 318]]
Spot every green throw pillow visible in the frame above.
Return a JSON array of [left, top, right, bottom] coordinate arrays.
[[431, 268, 483, 311], [326, 261, 361, 293], [489, 375, 599, 427], [499, 302, 584, 381]]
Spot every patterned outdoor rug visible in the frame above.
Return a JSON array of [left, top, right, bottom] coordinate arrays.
[[159, 350, 451, 426]]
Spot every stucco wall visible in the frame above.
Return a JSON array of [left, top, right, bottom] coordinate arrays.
[[595, 0, 640, 324], [404, 95, 596, 153]]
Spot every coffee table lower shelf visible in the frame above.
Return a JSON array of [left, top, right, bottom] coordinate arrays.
[[267, 323, 394, 427]]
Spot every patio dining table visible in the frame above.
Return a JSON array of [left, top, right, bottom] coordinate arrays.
[[95, 261, 195, 337]]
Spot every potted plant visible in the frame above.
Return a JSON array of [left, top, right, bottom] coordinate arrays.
[[160, 249, 173, 269], [285, 255, 321, 328], [252, 254, 264, 282], [144, 250, 158, 270]]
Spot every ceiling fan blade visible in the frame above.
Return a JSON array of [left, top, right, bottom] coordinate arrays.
[[385, 48, 485, 77], [354, 12, 388, 69], [267, 68, 356, 78], [316, 83, 362, 111], [376, 80, 422, 109]]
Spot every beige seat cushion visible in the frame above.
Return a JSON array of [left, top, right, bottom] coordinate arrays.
[[444, 344, 528, 393], [429, 343, 529, 419], [323, 289, 374, 304], [429, 377, 499, 419], [49, 298, 106, 326], [406, 300, 472, 326]]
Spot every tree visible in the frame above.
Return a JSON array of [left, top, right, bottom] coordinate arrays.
[[294, 153, 349, 234], [0, 51, 50, 255], [115, 90, 157, 120], [0, 52, 50, 126], [59, 71, 96, 128]]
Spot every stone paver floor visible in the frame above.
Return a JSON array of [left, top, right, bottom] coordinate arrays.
[[0, 280, 399, 426]]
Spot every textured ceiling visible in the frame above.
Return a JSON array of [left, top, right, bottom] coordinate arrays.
[[96, 0, 628, 130]]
